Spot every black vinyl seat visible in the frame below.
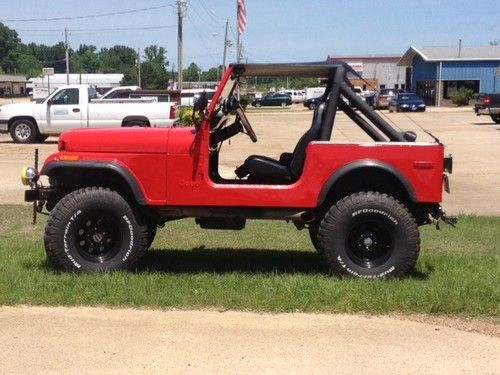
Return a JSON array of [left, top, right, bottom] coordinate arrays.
[[235, 102, 326, 183]]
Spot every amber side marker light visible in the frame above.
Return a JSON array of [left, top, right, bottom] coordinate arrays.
[[59, 155, 80, 161]]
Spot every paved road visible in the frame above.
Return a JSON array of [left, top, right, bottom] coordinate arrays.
[[0, 306, 499, 374]]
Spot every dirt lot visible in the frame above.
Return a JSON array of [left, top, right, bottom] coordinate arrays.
[[1, 105, 499, 214], [1, 106, 499, 373]]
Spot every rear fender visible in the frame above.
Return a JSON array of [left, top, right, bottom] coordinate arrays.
[[317, 160, 417, 207]]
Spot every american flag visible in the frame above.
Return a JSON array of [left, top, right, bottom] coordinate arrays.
[[237, 0, 247, 34]]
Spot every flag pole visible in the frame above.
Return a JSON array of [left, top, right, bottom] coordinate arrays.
[[236, 1, 240, 63]]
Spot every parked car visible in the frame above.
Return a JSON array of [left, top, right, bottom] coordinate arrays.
[[283, 90, 305, 103], [374, 88, 403, 109], [364, 92, 376, 107], [474, 93, 500, 124], [251, 92, 292, 107], [303, 96, 323, 110], [388, 93, 426, 112]]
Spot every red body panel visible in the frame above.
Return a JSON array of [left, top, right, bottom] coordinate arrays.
[[49, 127, 444, 207]]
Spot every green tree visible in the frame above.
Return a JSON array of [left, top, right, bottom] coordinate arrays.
[[0, 22, 21, 73], [71, 45, 100, 73], [202, 67, 220, 81], [16, 53, 42, 77], [139, 45, 169, 88], [99, 45, 137, 73], [184, 62, 201, 82]]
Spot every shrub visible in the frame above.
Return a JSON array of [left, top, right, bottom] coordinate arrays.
[[239, 95, 251, 110], [178, 106, 194, 126], [451, 87, 474, 106]]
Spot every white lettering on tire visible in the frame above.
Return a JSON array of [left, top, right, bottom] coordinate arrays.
[[63, 209, 82, 269], [352, 208, 399, 225], [121, 215, 134, 262], [337, 255, 395, 279]]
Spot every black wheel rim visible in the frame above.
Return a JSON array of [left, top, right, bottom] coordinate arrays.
[[73, 214, 122, 263], [345, 219, 393, 268]]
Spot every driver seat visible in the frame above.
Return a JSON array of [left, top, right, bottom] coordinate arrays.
[[235, 102, 326, 183]]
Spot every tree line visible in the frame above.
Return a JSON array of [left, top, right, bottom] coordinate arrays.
[[1, 22, 317, 90], [0, 22, 222, 88]]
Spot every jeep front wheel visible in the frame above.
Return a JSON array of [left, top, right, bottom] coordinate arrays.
[[44, 187, 149, 272], [317, 192, 419, 278]]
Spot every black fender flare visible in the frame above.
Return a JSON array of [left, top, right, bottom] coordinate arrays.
[[317, 159, 417, 205], [41, 161, 147, 205]]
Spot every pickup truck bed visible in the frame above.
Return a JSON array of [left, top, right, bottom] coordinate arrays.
[[474, 93, 500, 123]]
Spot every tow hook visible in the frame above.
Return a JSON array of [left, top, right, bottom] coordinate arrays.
[[432, 206, 457, 229]]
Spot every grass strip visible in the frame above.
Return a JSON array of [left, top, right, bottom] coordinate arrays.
[[0, 205, 498, 317]]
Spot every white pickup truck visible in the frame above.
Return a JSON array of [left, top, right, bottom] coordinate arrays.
[[0, 84, 178, 143]]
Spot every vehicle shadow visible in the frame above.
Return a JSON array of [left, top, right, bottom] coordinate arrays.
[[136, 248, 329, 275], [0, 140, 58, 144], [470, 122, 498, 126], [30, 248, 431, 279], [135, 247, 431, 279]]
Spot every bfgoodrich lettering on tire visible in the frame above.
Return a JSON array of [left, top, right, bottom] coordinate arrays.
[[44, 187, 149, 272], [317, 191, 419, 278]]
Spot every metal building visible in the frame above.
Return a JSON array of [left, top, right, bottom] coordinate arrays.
[[327, 55, 407, 91], [398, 45, 500, 105]]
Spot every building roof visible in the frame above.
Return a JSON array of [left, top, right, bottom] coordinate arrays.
[[230, 61, 355, 77], [328, 55, 401, 62], [0, 74, 29, 83], [398, 45, 500, 66]]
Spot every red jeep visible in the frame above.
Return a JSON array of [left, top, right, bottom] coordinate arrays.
[[22, 62, 455, 278]]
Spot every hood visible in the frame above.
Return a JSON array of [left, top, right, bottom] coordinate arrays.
[[0, 101, 37, 118], [59, 127, 171, 154]]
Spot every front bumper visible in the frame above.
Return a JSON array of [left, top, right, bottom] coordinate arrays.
[[24, 185, 55, 202]]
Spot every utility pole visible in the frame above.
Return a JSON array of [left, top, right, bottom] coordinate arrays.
[[222, 19, 229, 71], [65, 28, 70, 84], [177, 0, 187, 91], [137, 48, 141, 88]]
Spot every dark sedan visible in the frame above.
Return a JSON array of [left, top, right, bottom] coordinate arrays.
[[251, 92, 292, 107], [388, 93, 426, 112], [302, 96, 322, 110]]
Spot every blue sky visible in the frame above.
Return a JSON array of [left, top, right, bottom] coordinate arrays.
[[1, 0, 499, 69]]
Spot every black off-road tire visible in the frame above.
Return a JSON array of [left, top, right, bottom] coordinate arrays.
[[10, 118, 41, 143], [44, 187, 149, 272], [317, 191, 420, 278], [146, 222, 157, 249]]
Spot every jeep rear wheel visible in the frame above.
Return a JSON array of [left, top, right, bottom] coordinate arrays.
[[44, 187, 149, 272], [317, 192, 419, 278]]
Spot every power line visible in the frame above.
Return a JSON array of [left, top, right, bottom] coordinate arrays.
[[72, 25, 177, 34], [191, 0, 223, 29], [17, 25, 177, 33], [196, 0, 222, 25], [1, 4, 174, 22]]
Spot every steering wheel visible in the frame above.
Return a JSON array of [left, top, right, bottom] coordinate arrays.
[[235, 105, 257, 143]]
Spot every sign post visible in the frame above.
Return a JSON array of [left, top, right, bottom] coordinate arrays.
[[42, 67, 55, 96]]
